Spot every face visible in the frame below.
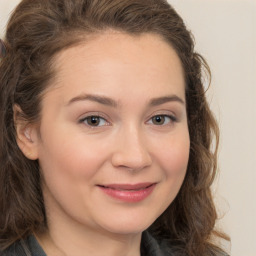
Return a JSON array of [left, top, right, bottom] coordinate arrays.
[[32, 32, 190, 236]]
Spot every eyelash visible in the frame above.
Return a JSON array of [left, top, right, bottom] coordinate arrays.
[[79, 113, 177, 128], [147, 114, 177, 126], [79, 115, 109, 127]]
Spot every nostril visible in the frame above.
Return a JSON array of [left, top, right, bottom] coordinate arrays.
[[111, 134, 152, 170]]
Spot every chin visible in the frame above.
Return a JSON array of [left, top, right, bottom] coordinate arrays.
[[96, 215, 155, 236]]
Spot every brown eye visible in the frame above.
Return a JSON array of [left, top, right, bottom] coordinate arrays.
[[80, 116, 107, 127], [149, 115, 176, 126], [87, 116, 100, 126], [152, 115, 165, 125]]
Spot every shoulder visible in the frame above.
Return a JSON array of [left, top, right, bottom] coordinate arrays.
[[141, 231, 174, 255], [206, 246, 230, 256], [141, 231, 229, 256], [0, 235, 46, 256], [1, 240, 27, 256]]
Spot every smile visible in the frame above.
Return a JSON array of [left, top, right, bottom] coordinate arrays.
[[97, 183, 156, 202]]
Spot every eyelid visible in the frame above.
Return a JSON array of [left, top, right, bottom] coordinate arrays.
[[146, 110, 178, 121], [145, 109, 179, 127], [147, 114, 177, 125], [78, 112, 112, 127]]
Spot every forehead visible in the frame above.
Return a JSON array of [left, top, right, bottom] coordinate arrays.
[[47, 32, 185, 103]]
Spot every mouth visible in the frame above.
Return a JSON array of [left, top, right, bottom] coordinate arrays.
[[98, 182, 155, 190], [96, 182, 156, 202]]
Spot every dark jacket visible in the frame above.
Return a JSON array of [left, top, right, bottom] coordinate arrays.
[[1, 231, 171, 256], [1, 231, 228, 256]]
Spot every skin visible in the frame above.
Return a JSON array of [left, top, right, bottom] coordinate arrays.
[[17, 32, 190, 256]]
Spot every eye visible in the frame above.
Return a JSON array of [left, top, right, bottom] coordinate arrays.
[[79, 116, 108, 127], [148, 115, 176, 125]]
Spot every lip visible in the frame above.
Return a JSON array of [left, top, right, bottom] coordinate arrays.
[[97, 182, 156, 202]]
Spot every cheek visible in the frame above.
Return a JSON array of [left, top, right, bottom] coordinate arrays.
[[155, 130, 190, 199], [146, 131, 190, 217], [38, 133, 107, 217], [38, 129, 108, 180], [158, 132, 190, 176]]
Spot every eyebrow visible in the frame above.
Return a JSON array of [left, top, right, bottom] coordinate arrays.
[[66, 93, 185, 107], [67, 94, 118, 107], [149, 95, 185, 106]]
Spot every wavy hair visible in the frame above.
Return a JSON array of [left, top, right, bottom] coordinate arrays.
[[0, 0, 229, 255]]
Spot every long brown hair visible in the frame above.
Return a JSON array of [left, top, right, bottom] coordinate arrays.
[[0, 0, 229, 255]]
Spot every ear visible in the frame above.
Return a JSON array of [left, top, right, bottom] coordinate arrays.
[[13, 105, 39, 160]]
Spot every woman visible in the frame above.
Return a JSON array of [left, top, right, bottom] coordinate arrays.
[[0, 0, 229, 255]]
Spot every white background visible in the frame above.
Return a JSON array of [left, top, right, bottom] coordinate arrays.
[[1, 1, 255, 255]]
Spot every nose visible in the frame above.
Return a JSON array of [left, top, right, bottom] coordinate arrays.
[[111, 126, 152, 171]]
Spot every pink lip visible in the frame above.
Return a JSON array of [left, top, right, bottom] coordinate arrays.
[[97, 182, 156, 202]]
